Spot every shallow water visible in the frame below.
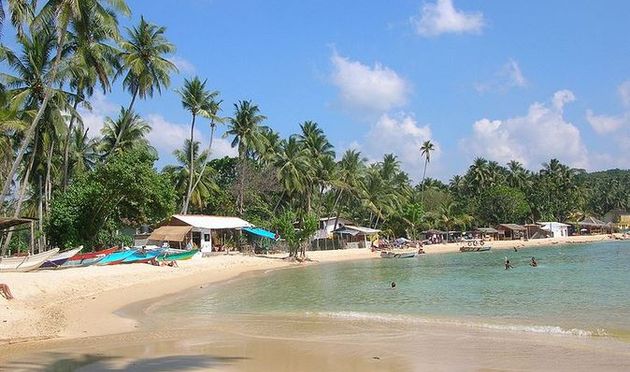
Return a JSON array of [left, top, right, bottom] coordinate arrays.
[[160, 241, 630, 338]]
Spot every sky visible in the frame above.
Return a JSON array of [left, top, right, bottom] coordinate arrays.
[[24, 1, 630, 181]]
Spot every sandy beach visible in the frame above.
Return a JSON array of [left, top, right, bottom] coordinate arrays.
[[0, 234, 625, 370]]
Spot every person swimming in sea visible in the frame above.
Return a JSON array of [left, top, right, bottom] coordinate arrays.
[[505, 257, 514, 270], [530, 257, 538, 267], [391, 281, 397, 289]]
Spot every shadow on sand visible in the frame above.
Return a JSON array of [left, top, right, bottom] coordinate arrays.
[[1, 353, 247, 371]]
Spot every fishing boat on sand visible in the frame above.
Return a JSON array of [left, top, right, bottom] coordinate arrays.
[[0, 248, 60, 272], [157, 249, 198, 261], [96, 249, 138, 266], [41, 246, 83, 268], [459, 246, 491, 252], [121, 249, 164, 264], [62, 247, 118, 267], [380, 251, 417, 258]]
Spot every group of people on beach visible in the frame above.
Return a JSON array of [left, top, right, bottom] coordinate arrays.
[[505, 256, 537, 270]]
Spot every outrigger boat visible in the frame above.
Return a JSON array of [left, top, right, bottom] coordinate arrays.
[[96, 249, 138, 266], [459, 246, 491, 252], [62, 247, 118, 267], [0, 248, 60, 272], [157, 249, 198, 261], [41, 247, 83, 268], [380, 251, 417, 258], [121, 249, 164, 264]]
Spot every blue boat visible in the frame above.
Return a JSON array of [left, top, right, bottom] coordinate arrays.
[[121, 249, 164, 264], [96, 250, 138, 266]]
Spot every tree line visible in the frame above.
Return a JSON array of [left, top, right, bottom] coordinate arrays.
[[1, 1, 628, 254]]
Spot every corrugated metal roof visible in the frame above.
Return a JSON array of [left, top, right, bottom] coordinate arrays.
[[335, 225, 380, 235], [172, 215, 252, 229]]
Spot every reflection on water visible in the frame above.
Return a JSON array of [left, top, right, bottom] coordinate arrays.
[[159, 241, 630, 337]]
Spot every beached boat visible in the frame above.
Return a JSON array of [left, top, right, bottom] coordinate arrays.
[[121, 249, 164, 264], [41, 247, 83, 268], [157, 249, 198, 261], [0, 248, 60, 272], [62, 247, 118, 267], [96, 249, 138, 266], [459, 246, 491, 252], [380, 251, 417, 258]]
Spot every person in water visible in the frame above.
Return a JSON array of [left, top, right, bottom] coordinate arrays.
[[530, 257, 538, 267], [505, 257, 514, 270], [391, 281, 397, 289]]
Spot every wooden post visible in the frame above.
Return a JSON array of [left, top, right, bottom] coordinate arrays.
[[30, 221, 35, 254]]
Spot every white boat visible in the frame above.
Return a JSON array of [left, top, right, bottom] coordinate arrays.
[[0, 248, 60, 272], [41, 247, 83, 268]]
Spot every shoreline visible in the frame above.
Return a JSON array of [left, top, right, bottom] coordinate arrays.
[[0, 234, 619, 348]]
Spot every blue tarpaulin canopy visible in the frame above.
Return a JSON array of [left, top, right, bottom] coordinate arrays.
[[243, 227, 278, 240]]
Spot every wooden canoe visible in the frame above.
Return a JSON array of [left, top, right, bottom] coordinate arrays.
[[96, 250, 138, 266], [121, 249, 164, 264], [459, 246, 491, 252], [62, 247, 118, 267], [0, 248, 60, 272], [41, 247, 83, 269]]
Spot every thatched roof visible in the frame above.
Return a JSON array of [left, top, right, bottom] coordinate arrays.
[[578, 216, 606, 227], [496, 224, 526, 231]]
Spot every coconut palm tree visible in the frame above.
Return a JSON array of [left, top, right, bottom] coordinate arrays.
[[99, 108, 152, 155], [61, 1, 122, 190], [419, 140, 435, 199], [332, 149, 366, 229], [110, 16, 176, 156], [0, 0, 129, 208], [163, 140, 219, 212], [274, 136, 311, 206], [225, 100, 267, 160], [177, 76, 218, 214], [297, 121, 334, 213]]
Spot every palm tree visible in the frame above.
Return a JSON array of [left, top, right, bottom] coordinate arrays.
[[419, 140, 435, 200], [332, 149, 366, 229], [225, 100, 267, 214], [297, 121, 334, 213], [61, 1, 122, 190], [0, 1, 35, 37], [110, 16, 176, 156], [274, 136, 311, 204], [164, 140, 219, 212], [99, 108, 152, 155], [0, 0, 129, 208], [68, 123, 98, 176], [177, 76, 218, 214]]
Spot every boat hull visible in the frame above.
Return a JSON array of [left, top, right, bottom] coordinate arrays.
[[381, 251, 417, 258], [459, 246, 491, 252], [0, 249, 60, 272], [157, 249, 198, 261], [41, 247, 83, 268], [121, 249, 163, 264], [96, 250, 138, 266], [62, 247, 117, 268]]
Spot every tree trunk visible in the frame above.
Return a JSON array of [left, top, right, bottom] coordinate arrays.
[[45, 139, 55, 214], [332, 190, 343, 230], [182, 113, 197, 214], [1, 151, 36, 255], [420, 158, 428, 203], [108, 87, 138, 158], [38, 175, 44, 252], [0, 28, 68, 208], [189, 120, 216, 206], [62, 99, 80, 191]]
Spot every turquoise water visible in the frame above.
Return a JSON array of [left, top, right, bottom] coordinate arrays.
[[164, 242, 630, 337]]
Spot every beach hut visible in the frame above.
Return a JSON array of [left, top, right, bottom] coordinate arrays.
[[0, 217, 38, 255], [496, 224, 526, 240], [474, 227, 499, 241], [538, 222, 569, 238], [333, 225, 380, 249], [578, 216, 610, 235], [148, 214, 253, 253]]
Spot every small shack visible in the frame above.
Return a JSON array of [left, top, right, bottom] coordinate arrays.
[[496, 224, 526, 240], [333, 225, 380, 249], [578, 216, 611, 235], [474, 227, 499, 241], [0, 217, 38, 255], [147, 214, 253, 253], [539, 222, 569, 238]]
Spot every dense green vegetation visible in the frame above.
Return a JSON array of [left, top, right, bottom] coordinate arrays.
[[0, 1, 628, 253]]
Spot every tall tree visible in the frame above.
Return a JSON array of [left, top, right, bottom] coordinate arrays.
[[110, 16, 176, 156], [0, 0, 129, 208], [419, 140, 435, 200], [99, 107, 152, 155], [177, 76, 218, 214]]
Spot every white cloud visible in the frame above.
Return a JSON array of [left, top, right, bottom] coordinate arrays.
[[552, 89, 576, 113], [168, 56, 196, 75], [330, 51, 410, 113], [460, 90, 588, 169], [146, 114, 237, 160], [475, 59, 527, 93], [618, 80, 630, 107], [412, 0, 484, 37], [363, 113, 439, 179], [77, 91, 119, 138], [586, 110, 627, 134]]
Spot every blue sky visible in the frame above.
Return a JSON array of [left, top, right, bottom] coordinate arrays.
[[42, 1, 630, 180]]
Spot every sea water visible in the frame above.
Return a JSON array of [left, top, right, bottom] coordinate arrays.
[[161, 241, 630, 338]]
